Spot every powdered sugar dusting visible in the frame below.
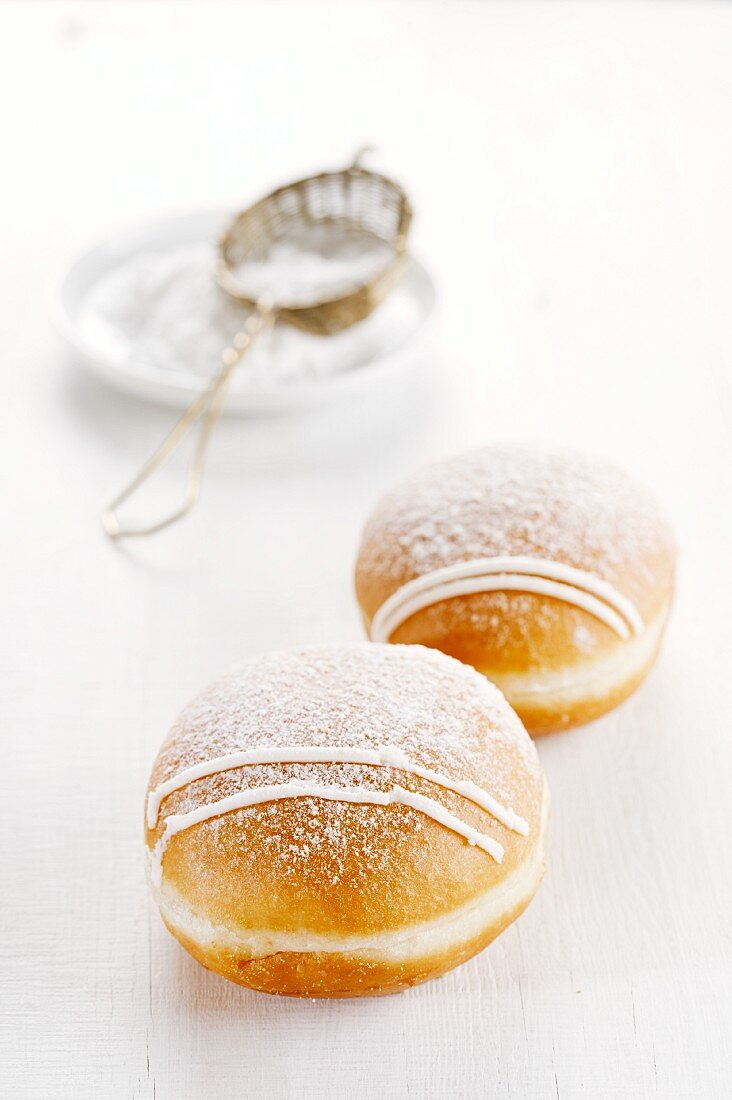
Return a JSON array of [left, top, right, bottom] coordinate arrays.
[[358, 445, 675, 610], [147, 644, 540, 888]]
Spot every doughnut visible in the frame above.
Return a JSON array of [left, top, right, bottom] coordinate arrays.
[[355, 445, 676, 735], [145, 643, 548, 997]]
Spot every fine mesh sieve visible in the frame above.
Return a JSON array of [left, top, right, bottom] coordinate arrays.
[[101, 150, 412, 538]]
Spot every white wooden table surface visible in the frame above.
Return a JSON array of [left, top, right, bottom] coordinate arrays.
[[2, 3, 731, 1097]]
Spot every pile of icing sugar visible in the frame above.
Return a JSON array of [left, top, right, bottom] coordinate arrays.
[[231, 222, 394, 301], [80, 238, 420, 390], [150, 644, 539, 888], [359, 445, 675, 601]]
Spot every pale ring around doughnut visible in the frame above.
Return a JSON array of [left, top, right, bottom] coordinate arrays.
[[355, 445, 676, 734], [145, 644, 548, 997]]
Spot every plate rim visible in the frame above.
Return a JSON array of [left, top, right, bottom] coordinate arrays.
[[51, 207, 437, 414]]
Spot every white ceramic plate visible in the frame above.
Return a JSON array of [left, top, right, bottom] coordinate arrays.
[[52, 209, 437, 414]]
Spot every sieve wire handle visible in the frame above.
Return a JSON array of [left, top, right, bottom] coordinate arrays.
[[101, 305, 272, 539]]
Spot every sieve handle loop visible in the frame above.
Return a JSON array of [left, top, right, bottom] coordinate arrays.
[[101, 304, 272, 539]]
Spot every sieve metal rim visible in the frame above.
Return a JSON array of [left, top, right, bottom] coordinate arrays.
[[216, 164, 413, 315]]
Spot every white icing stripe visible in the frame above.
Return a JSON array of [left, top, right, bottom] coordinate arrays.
[[383, 555, 645, 632], [147, 744, 528, 835], [369, 555, 643, 643], [150, 781, 505, 887], [374, 575, 631, 640]]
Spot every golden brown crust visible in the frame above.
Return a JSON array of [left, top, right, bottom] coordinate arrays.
[[355, 446, 676, 733], [160, 876, 542, 997], [145, 644, 548, 995], [149, 749, 541, 935]]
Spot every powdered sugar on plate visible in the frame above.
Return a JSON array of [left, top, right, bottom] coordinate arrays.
[[78, 240, 422, 391]]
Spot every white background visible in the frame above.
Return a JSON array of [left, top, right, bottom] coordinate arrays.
[[2, 3, 731, 1097]]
